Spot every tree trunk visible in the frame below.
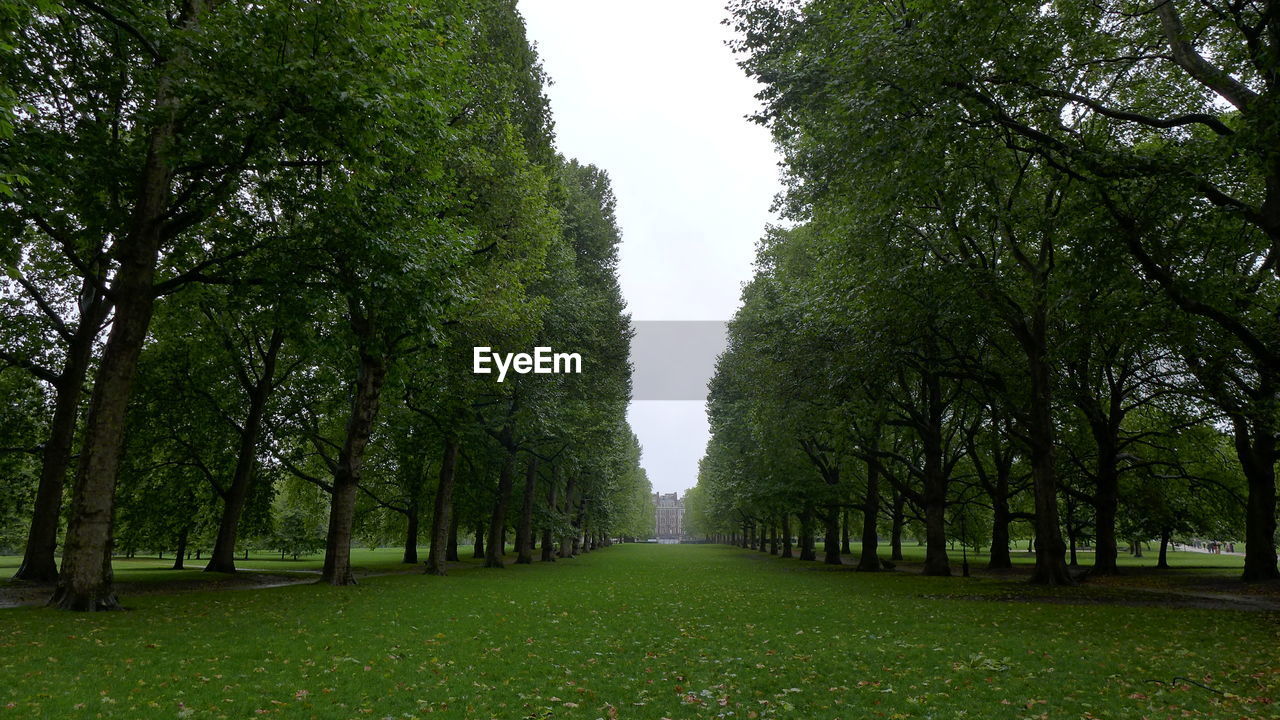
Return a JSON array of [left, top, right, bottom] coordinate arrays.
[[1068, 522, 1078, 567], [15, 373, 80, 583], [542, 469, 558, 561], [1065, 496, 1079, 568], [515, 457, 538, 564], [857, 459, 880, 572], [1070, 359, 1125, 577], [781, 514, 793, 558], [172, 525, 189, 571], [446, 512, 459, 562], [472, 522, 485, 558], [1024, 315, 1073, 586], [16, 372, 82, 584], [922, 495, 950, 576], [485, 434, 517, 568], [988, 498, 1012, 569], [50, 0, 212, 613], [321, 349, 388, 586], [559, 474, 577, 558], [50, 208, 164, 611], [1157, 527, 1171, 569], [921, 377, 951, 576], [890, 490, 905, 561], [425, 437, 459, 575], [402, 497, 420, 565], [1091, 445, 1121, 575], [1234, 415, 1280, 581], [571, 496, 586, 556], [841, 508, 852, 554], [823, 505, 842, 564], [799, 506, 815, 561], [14, 282, 106, 584], [50, 180, 169, 610], [206, 327, 283, 574]]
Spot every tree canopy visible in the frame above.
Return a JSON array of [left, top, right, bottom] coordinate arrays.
[[0, 0, 649, 610], [692, 0, 1275, 583]]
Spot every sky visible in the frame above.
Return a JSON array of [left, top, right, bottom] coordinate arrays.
[[520, 1, 784, 495]]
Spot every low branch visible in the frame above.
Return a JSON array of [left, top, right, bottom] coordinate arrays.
[[359, 484, 407, 515], [0, 350, 59, 385], [272, 452, 335, 494]]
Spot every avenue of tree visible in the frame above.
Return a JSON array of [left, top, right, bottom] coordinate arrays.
[[0, 0, 654, 611], [689, 0, 1280, 584]]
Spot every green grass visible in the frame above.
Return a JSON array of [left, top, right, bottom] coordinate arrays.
[[1, 544, 1276, 719], [0, 544, 1243, 586], [0, 546, 484, 584], [889, 544, 1247, 569]]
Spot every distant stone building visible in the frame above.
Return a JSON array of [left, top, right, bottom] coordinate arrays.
[[654, 492, 684, 543]]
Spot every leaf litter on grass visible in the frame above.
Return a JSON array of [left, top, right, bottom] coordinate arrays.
[[1, 545, 1276, 719]]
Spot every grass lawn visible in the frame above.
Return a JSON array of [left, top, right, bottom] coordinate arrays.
[[1, 544, 1276, 719], [0, 547, 485, 584], [887, 544, 1246, 569], [0, 543, 1244, 585]]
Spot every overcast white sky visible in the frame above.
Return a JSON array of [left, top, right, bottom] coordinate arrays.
[[520, 1, 782, 495]]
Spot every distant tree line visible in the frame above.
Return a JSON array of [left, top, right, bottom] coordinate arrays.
[[688, 0, 1279, 584], [0, 0, 653, 611]]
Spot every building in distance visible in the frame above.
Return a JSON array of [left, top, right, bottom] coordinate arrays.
[[654, 492, 684, 544]]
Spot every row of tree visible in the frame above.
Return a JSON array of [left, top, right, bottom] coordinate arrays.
[[688, 0, 1279, 584], [0, 0, 652, 611]]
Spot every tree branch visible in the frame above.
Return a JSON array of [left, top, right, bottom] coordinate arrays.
[[1036, 86, 1233, 136], [1155, 0, 1259, 110], [0, 349, 59, 385], [68, 0, 162, 63]]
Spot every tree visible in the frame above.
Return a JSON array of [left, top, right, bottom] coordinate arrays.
[[725, 0, 1271, 585], [2, 0, 454, 610], [730, 0, 1280, 581]]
